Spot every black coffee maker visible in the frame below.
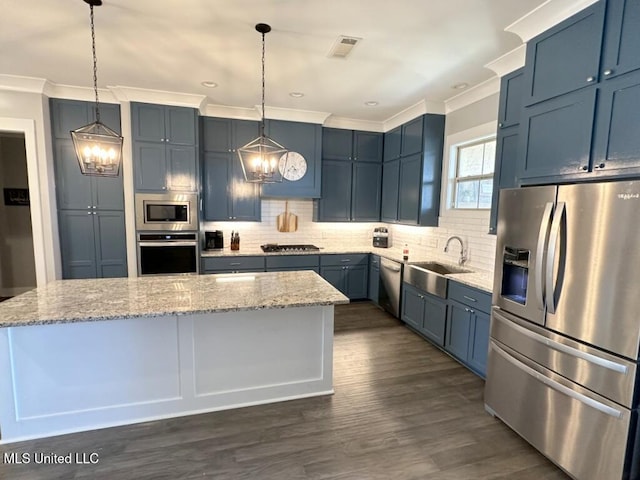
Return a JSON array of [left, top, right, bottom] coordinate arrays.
[[204, 231, 224, 250]]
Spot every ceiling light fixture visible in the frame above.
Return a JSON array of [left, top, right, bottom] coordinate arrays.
[[453, 82, 469, 90], [201, 81, 218, 88], [289, 92, 304, 98], [70, 0, 123, 177], [365, 101, 379, 106], [237, 23, 289, 184]]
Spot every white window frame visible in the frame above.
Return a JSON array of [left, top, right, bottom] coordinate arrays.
[[440, 121, 497, 220]]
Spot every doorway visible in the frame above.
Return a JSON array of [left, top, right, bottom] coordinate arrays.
[[0, 132, 36, 299]]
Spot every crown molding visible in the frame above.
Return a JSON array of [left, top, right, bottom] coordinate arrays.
[[323, 116, 384, 132], [107, 85, 206, 109], [505, 0, 598, 42], [0, 74, 49, 94], [261, 106, 331, 125], [45, 84, 118, 103], [485, 45, 526, 77], [203, 104, 260, 121], [382, 100, 445, 132], [444, 76, 500, 114]]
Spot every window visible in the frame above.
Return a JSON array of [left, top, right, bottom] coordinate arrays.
[[452, 138, 495, 209]]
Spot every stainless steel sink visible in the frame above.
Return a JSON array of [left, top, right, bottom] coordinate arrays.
[[404, 262, 473, 298]]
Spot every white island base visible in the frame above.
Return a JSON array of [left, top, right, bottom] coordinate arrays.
[[0, 305, 334, 444]]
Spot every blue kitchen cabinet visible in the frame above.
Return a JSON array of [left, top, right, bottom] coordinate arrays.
[[322, 128, 353, 161], [131, 102, 198, 192], [383, 126, 401, 161], [380, 159, 400, 222], [261, 120, 322, 198], [591, 69, 640, 175], [519, 88, 597, 183], [320, 254, 368, 299], [58, 210, 127, 279], [600, 0, 640, 81], [368, 254, 380, 303], [379, 114, 444, 226], [352, 162, 382, 221], [201, 118, 261, 221], [445, 301, 473, 361], [50, 99, 127, 280], [523, 1, 605, 106], [265, 255, 320, 273], [201, 256, 265, 274], [354, 131, 383, 162], [315, 160, 352, 221], [401, 283, 447, 346], [467, 310, 490, 377], [489, 68, 524, 235]]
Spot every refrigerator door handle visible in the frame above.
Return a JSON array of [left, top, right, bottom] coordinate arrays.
[[492, 342, 624, 419], [546, 202, 565, 314], [535, 202, 554, 310]]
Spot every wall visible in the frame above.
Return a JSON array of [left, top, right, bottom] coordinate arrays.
[[0, 134, 37, 295]]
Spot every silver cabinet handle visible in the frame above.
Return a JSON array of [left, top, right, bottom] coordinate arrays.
[[463, 295, 477, 303], [546, 202, 565, 314], [341, 259, 351, 262], [535, 202, 554, 311], [586, 76, 595, 82], [603, 69, 613, 76], [492, 342, 623, 418]]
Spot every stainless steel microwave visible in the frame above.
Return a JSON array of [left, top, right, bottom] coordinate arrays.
[[135, 193, 198, 232]]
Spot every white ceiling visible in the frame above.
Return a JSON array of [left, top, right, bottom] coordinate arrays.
[[0, 0, 548, 122]]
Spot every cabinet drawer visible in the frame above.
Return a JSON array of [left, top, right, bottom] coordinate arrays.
[[202, 256, 265, 272], [265, 255, 320, 270], [320, 254, 368, 267], [448, 281, 491, 313]]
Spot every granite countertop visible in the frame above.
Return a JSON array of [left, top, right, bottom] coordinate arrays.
[[0, 271, 350, 328], [201, 246, 494, 293]]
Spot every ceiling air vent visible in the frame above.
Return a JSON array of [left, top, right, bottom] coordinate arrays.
[[328, 35, 362, 59]]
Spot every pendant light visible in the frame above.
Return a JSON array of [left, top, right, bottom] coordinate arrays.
[[70, 0, 123, 177], [237, 23, 289, 183]]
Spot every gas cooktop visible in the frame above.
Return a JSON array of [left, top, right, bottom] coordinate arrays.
[[261, 244, 320, 253]]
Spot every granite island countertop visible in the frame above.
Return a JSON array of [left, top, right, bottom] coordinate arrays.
[[0, 271, 350, 328], [201, 245, 494, 293]]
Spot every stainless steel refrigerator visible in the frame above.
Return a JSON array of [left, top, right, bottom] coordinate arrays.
[[485, 181, 640, 480]]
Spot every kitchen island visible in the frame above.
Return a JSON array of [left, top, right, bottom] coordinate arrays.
[[0, 271, 348, 444]]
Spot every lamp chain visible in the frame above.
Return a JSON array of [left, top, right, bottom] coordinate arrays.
[[260, 30, 265, 138], [89, 4, 100, 123]]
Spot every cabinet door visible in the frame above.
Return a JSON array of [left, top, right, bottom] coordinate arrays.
[[468, 310, 490, 378], [523, 2, 605, 105], [51, 99, 90, 139], [233, 120, 260, 151], [93, 211, 127, 278], [352, 162, 381, 221], [445, 302, 471, 362], [380, 159, 400, 222], [520, 88, 597, 182], [354, 131, 382, 162], [54, 141, 94, 210], [418, 114, 444, 226], [318, 160, 352, 221], [422, 294, 447, 346], [93, 103, 122, 135], [401, 116, 424, 157], [134, 142, 167, 191], [231, 153, 261, 221], [397, 153, 421, 225], [201, 117, 232, 153], [368, 256, 380, 303], [58, 210, 97, 279], [320, 266, 345, 294], [166, 145, 197, 191], [592, 70, 640, 174], [601, 0, 640, 80], [498, 69, 524, 129], [401, 284, 424, 330], [132, 103, 166, 142], [93, 171, 125, 210], [345, 265, 368, 300], [489, 126, 519, 235], [165, 107, 196, 145], [203, 152, 231, 221], [322, 128, 353, 161], [383, 126, 401, 161]]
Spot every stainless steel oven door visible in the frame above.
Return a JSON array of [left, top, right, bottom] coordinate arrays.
[[137, 233, 199, 276]]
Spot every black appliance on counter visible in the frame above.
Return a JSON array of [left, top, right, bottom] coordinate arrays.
[[373, 227, 390, 248], [204, 230, 224, 250], [261, 244, 320, 253]]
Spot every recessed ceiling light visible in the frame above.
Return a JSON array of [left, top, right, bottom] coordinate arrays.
[[365, 101, 378, 106], [201, 81, 218, 88], [289, 92, 304, 98], [453, 82, 469, 90]]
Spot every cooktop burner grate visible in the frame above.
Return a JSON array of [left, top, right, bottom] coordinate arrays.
[[261, 244, 320, 253]]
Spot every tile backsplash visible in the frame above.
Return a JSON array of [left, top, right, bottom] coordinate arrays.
[[202, 199, 496, 273]]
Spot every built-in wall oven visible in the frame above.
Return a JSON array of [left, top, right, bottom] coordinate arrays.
[[138, 233, 199, 276], [135, 193, 198, 232]]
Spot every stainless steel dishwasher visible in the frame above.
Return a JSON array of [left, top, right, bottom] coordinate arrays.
[[379, 257, 402, 318]]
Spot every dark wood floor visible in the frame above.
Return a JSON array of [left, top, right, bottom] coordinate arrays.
[[1, 302, 568, 480]]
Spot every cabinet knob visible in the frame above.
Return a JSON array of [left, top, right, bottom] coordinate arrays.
[[603, 69, 613, 76], [418, 294, 424, 299], [87, 211, 92, 215], [586, 76, 596, 83], [498, 122, 503, 128], [580, 165, 588, 171], [594, 163, 605, 169]]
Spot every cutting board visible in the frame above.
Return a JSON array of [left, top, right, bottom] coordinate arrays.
[[277, 201, 298, 232]]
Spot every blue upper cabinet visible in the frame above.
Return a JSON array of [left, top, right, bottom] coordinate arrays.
[[401, 116, 424, 156], [201, 117, 261, 221], [498, 68, 524, 130], [601, 0, 640, 80], [314, 128, 382, 222], [261, 120, 322, 198], [131, 102, 198, 192], [380, 159, 400, 223], [523, 1, 605, 106], [383, 126, 401, 161]]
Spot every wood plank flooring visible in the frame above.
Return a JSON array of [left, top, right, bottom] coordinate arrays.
[[0, 302, 568, 479]]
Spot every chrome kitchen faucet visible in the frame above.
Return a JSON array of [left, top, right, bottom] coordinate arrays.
[[444, 236, 467, 266]]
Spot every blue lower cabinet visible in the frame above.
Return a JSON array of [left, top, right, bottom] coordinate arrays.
[[468, 310, 490, 377], [401, 283, 447, 346], [320, 254, 368, 299], [201, 256, 265, 274], [265, 255, 320, 273], [445, 301, 472, 361], [401, 283, 425, 331], [368, 255, 380, 303]]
